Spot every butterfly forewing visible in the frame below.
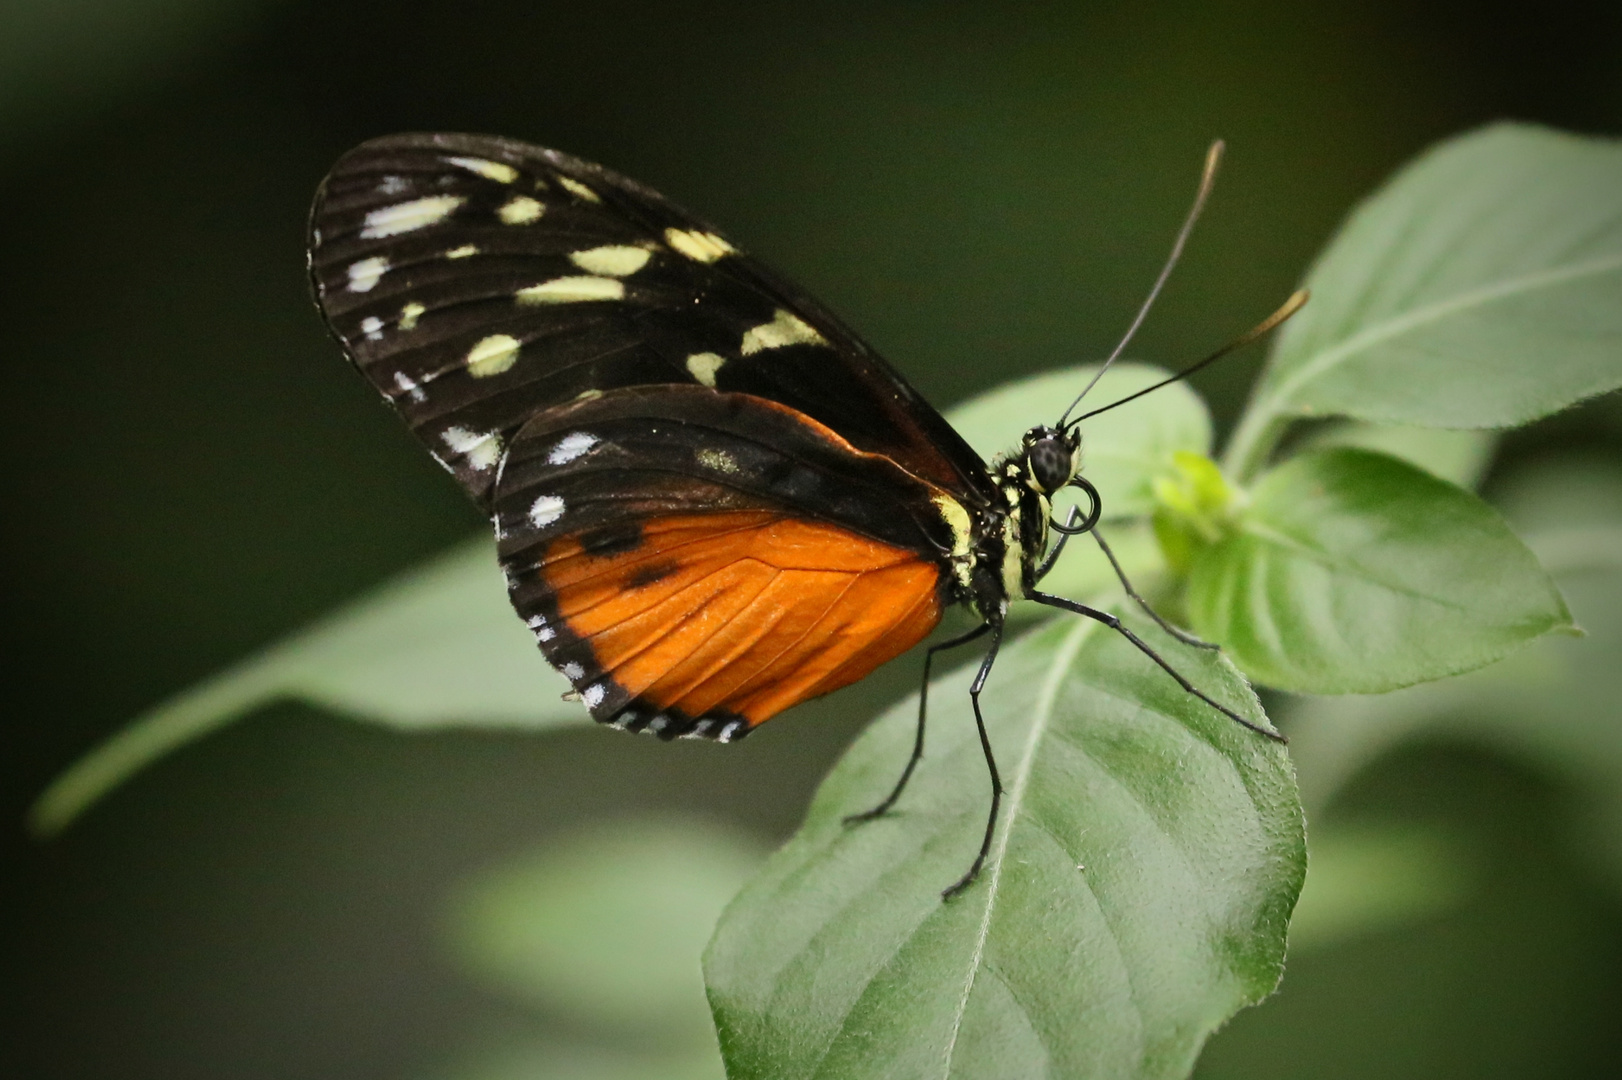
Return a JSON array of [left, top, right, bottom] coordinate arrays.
[[307, 133, 994, 736], [307, 132, 995, 510]]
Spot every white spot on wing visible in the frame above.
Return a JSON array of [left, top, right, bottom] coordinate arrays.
[[466, 334, 520, 378], [528, 494, 565, 528], [556, 176, 601, 202], [664, 228, 735, 263], [697, 448, 739, 474], [547, 432, 599, 465], [378, 175, 408, 194], [398, 302, 425, 330], [445, 156, 518, 184], [686, 352, 725, 387], [347, 256, 388, 292], [568, 245, 651, 276], [361, 195, 465, 238], [393, 372, 426, 403], [561, 661, 584, 680], [440, 426, 502, 471], [582, 683, 607, 708], [516, 276, 624, 304], [445, 244, 477, 259], [537, 626, 555, 642], [497, 196, 544, 224], [360, 316, 384, 341], [741, 308, 827, 354]]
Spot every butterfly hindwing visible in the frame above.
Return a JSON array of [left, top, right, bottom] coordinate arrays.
[[307, 132, 996, 510], [495, 386, 951, 738]]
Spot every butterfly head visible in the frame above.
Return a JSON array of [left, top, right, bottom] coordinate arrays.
[[1019, 425, 1082, 495]]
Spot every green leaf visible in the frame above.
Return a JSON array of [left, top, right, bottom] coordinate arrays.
[[30, 538, 577, 835], [1293, 421, 1497, 490], [947, 362, 1211, 519], [1186, 448, 1572, 695], [1227, 123, 1622, 477], [1284, 459, 1622, 892], [705, 609, 1302, 1080]]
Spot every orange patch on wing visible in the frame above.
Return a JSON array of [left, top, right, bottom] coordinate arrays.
[[544, 511, 942, 726]]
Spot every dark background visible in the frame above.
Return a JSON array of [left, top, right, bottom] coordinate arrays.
[[5, 2, 1622, 1078]]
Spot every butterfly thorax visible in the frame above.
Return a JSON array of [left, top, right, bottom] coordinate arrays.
[[964, 425, 1082, 624]]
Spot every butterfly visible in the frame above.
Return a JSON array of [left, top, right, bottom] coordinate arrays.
[[307, 134, 1295, 897]]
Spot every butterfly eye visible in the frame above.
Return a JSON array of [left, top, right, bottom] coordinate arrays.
[[1025, 434, 1073, 494]]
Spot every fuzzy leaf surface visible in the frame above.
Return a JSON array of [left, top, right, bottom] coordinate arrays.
[[1228, 123, 1622, 476], [1186, 448, 1572, 694], [706, 611, 1302, 1080]]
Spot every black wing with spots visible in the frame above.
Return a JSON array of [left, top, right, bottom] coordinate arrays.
[[307, 132, 996, 512]]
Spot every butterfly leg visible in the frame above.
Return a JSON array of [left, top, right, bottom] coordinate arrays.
[[1027, 591, 1285, 743], [1091, 527, 1219, 649], [845, 621, 993, 825], [941, 621, 1007, 899], [1034, 512, 1078, 582]]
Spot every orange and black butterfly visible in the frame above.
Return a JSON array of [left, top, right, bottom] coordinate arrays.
[[307, 134, 1292, 896]]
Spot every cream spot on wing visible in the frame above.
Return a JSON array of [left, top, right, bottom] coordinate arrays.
[[360, 195, 464, 238], [528, 494, 565, 528], [398, 302, 426, 330], [516, 276, 624, 304], [664, 228, 735, 263], [441, 426, 502, 471], [582, 683, 606, 708], [497, 196, 544, 224], [568, 245, 651, 276], [574, 388, 604, 401], [466, 334, 520, 378], [377, 175, 408, 194], [445, 244, 478, 259], [346, 256, 389, 292], [360, 315, 384, 341], [741, 308, 827, 354], [445, 156, 518, 183], [393, 371, 426, 403], [556, 176, 601, 202], [697, 448, 739, 474], [685, 352, 726, 387], [547, 432, 599, 465]]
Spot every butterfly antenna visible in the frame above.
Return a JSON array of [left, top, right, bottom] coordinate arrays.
[[1068, 289, 1309, 425], [1056, 139, 1225, 429]]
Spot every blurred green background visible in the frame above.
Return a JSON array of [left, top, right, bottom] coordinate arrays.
[[5, 1, 1622, 1078]]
